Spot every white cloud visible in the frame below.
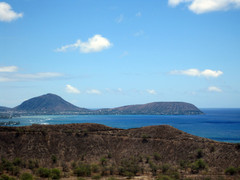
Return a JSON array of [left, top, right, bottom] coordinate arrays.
[[55, 40, 81, 52], [201, 69, 223, 77], [16, 72, 63, 79], [147, 89, 157, 95], [0, 72, 63, 82], [116, 14, 124, 23], [208, 86, 222, 92], [136, 12, 142, 17], [168, 0, 240, 14], [86, 89, 101, 95], [0, 66, 18, 72], [168, 0, 192, 6], [0, 2, 23, 22], [66, 85, 80, 94], [170, 69, 223, 78], [55, 35, 112, 53], [0, 77, 14, 82]]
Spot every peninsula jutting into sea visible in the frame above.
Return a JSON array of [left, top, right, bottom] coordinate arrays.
[[0, 93, 203, 117]]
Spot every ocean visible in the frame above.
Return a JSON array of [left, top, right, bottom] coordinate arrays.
[[1, 108, 240, 143]]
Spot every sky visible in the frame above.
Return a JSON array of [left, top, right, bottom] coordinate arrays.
[[0, 0, 240, 108]]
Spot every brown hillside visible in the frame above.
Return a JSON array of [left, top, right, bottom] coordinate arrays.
[[0, 123, 239, 177]]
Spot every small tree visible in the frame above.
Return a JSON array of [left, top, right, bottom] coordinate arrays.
[[51, 168, 61, 179], [196, 149, 203, 159], [91, 164, 99, 173], [74, 164, 91, 177], [37, 167, 51, 178], [162, 164, 170, 174], [142, 134, 149, 143], [13, 158, 22, 167], [100, 157, 107, 166], [20, 173, 33, 180], [225, 166, 237, 175], [51, 155, 57, 164], [149, 162, 158, 176], [191, 159, 207, 174], [0, 174, 16, 180], [153, 152, 161, 161], [92, 174, 101, 180]]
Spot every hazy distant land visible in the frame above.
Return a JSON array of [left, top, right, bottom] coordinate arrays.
[[0, 93, 203, 117]]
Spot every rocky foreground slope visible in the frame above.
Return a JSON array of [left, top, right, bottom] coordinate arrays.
[[0, 123, 239, 179]]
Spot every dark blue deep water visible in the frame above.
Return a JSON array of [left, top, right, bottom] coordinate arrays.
[[1, 108, 240, 143]]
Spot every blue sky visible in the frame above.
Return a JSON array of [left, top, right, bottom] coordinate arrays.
[[0, 0, 240, 108]]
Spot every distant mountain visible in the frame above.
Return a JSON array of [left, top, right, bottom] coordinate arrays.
[[95, 102, 203, 115], [11, 93, 203, 115], [14, 93, 89, 114], [0, 106, 12, 112]]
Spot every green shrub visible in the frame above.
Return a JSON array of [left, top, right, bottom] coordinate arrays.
[[107, 177, 118, 180], [145, 156, 150, 163], [107, 153, 112, 159], [153, 152, 161, 161], [74, 164, 91, 177], [2, 160, 13, 172], [37, 167, 51, 178], [142, 134, 149, 143], [91, 164, 99, 173], [162, 164, 170, 174], [92, 174, 101, 180], [11, 166, 20, 176], [196, 149, 203, 159], [13, 158, 22, 167], [28, 160, 38, 170], [120, 157, 140, 176], [0, 174, 16, 180], [77, 178, 85, 180], [124, 171, 134, 179], [20, 173, 33, 180], [100, 157, 107, 166], [0, 174, 10, 180], [149, 162, 158, 176], [71, 162, 77, 169], [225, 166, 237, 175], [180, 160, 188, 169], [51, 155, 57, 164], [51, 168, 61, 179], [156, 175, 173, 180], [191, 159, 207, 173], [166, 169, 180, 179]]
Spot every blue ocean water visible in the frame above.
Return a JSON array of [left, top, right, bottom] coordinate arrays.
[[0, 108, 240, 143]]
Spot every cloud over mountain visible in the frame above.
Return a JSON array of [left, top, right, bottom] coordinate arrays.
[[66, 85, 80, 94]]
